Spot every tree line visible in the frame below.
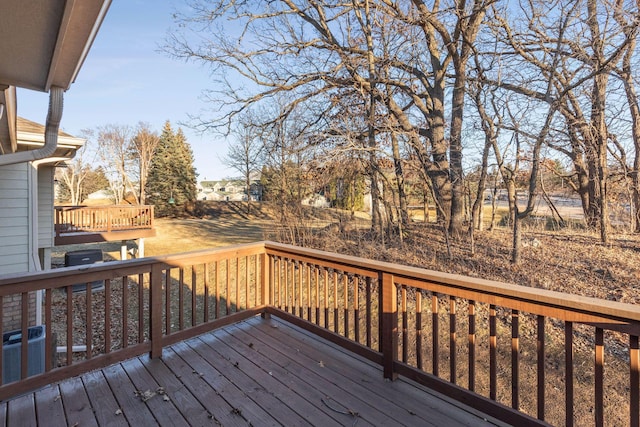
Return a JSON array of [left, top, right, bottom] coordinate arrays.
[[56, 121, 197, 217], [167, 0, 640, 260]]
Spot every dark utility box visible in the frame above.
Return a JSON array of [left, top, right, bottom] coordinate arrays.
[[64, 249, 104, 293]]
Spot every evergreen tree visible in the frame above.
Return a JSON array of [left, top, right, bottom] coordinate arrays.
[[145, 121, 197, 216]]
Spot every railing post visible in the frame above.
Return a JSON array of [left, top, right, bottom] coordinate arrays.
[[261, 250, 271, 319], [150, 263, 163, 358], [381, 271, 398, 380]]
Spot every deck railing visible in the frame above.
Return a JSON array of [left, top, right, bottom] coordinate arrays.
[[0, 241, 639, 426], [54, 205, 154, 235]]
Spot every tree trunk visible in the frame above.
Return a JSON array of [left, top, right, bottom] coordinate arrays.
[[448, 71, 466, 238], [390, 132, 409, 227]]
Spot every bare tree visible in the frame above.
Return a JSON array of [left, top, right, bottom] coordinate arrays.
[[97, 124, 136, 204], [224, 112, 265, 214], [166, 0, 496, 239], [55, 135, 96, 205], [130, 122, 160, 205], [489, 0, 640, 244], [613, 1, 640, 232]]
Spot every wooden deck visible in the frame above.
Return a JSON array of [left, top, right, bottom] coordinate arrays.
[[0, 316, 506, 426], [54, 205, 155, 246]]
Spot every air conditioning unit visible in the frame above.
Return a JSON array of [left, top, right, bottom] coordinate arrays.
[[65, 249, 104, 293], [2, 325, 46, 384]]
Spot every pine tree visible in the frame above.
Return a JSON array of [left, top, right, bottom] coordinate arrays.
[[145, 121, 197, 216]]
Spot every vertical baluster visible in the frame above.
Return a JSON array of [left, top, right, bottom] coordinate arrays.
[[254, 256, 259, 307], [105, 279, 111, 353], [565, 321, 574, 427], [595, 327, 604, 427], [432, 293, 439, 376], [366, 277, 372, 349], [45, 290, 52, 371], [245, 256, 249, 311], [204, 264, 210, 320], [272, 257, 278, 308], [307, 263, 312, 321], [66, 286, 73, 366], [165, 269, 171, 335], [450, 296, 456, 384], [215, 261, 220, 319], [21, 292, 28, 378], [490, 304, 497, 401], [468, 300, 475, 392], [344, 274, 349, 339], [416, 290, 423, 370], [315, 266, 320, 326], [86, 284, 93, 359], [292, 261, 297, 315], [324, 268, 329, 330], [178, 268, 183, 330], [511, 309, 519, 410], [354, 276, 360, 344], [402, 285, 408, 363], [138, 273, 144, 343], [333, 270, 339, 333], [537, 315, 545, 421], [226, 259, 231, 315], [284, 259, 289, 313], [191, 265, 197, 325], [299, 262, 304, 318], [122, 276, 129, 345], [630, 335, 639, 427], [381, 272, 398, 380], [236, 257, 240, 313]]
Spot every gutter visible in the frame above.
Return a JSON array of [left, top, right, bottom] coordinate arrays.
[[0, 86, 63, 166]]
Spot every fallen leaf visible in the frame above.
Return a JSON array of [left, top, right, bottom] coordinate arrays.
[[318, 361, 325, 367]]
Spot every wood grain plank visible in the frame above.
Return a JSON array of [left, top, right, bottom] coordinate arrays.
[[7, 393, 36, 427], [102, 363, 157, 426], [81, 370, 128, 427], [59, 377, 98, 427], [33, 385, 66, 427], [120, 357, 190, 427], [247, 317, 502, 426], [186, 335, 313, 426], [138, 354, 217, 427], [169, 341, 279, 426], [219, 323, 382, 426]]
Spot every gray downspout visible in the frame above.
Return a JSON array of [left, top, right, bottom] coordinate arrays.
[[0, 86, 63, 166]]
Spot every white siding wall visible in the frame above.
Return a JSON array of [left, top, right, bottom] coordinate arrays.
[[38, 165, 54, 249], [0, 163, 30, 274]]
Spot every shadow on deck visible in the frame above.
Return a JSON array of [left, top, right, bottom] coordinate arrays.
[[1, 316, 505, 426]]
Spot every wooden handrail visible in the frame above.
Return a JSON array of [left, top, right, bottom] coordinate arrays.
[[0, 241, 638, 425], [54, 205, 155, 236]]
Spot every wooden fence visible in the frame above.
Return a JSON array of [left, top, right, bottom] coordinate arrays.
[[0, 241, 638, 426], [54, 205, 155, 244]]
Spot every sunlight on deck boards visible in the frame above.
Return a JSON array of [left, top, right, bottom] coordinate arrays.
[[0, 317, 507, 426]]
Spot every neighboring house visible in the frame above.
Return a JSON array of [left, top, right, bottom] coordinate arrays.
[[200, 177, 263, 201], [0, 1, 112, 328]]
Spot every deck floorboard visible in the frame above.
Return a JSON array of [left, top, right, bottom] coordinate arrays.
[[0, 316, 507, 426], [33, 384, 66, 427]]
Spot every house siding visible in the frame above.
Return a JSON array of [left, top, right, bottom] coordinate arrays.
[[38, 166, 54, 248], [0, 163, 29, 275]]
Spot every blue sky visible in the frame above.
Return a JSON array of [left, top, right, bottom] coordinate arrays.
[[17, 1, 233, 181]]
